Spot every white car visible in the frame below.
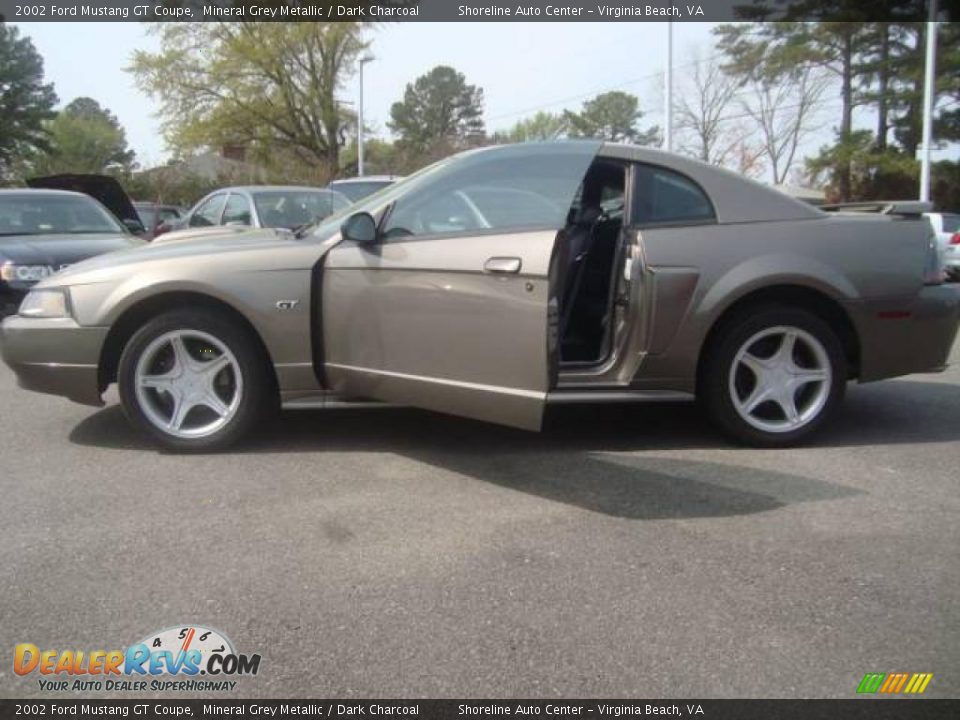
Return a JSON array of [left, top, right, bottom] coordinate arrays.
[[925, 212, 960, 280]]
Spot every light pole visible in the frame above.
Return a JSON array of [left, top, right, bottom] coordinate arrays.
[[919, 0, 938, 202], [358, 54, 374, 177], [664, 22, 673, 153]]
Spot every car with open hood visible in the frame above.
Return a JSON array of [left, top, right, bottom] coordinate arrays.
[[2, 142, 957, 452], [0, 188, 145, 317]]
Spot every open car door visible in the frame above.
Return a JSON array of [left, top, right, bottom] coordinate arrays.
[[321, 142, 600, 431]]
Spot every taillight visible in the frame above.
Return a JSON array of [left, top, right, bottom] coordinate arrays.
[[951, 232, 960, 245]]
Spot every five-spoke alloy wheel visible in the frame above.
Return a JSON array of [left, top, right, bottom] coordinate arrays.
[[702, 306, 846, 446], [134, 330, 243, 439], [119, 309, 275, 452]]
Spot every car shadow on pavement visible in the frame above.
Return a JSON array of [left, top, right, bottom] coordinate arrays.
[[69, 402, 863, 519], [69, 377, 960, 519]]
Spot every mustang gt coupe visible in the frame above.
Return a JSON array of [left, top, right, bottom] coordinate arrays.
[[2, 142, 957, 452]]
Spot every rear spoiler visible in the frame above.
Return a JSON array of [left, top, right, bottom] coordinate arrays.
[[820, 201, 932, 217]]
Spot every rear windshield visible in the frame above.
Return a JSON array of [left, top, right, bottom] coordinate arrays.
[[0, 194, 124, 236], [252, 191, 351, 229], [942, 215, 960, 233]]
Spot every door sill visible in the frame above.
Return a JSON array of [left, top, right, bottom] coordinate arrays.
[[546, 389, 694, 404]]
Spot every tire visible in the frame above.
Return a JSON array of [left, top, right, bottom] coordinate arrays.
[[118, 309, 276, 452], [700, 305, 846, 447]]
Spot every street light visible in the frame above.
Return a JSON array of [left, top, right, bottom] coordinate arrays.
[[919, 0, 939, 202], [358, 54, 374, 177], [664, 21, 673, 153]]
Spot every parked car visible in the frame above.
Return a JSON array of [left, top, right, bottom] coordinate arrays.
[[164, 186, 351, 239], [924, 211, 960, 281], [2, 142, 957, 452], [26, 174, 146, 235], [0, 189, 145, 317], [134, 202, 184, 240], [328, 175, 401, 202]]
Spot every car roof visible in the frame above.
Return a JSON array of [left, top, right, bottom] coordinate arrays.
[[211, 185, 340, 193], [330, 176, 400, 184], [0, 188, 91, 199]]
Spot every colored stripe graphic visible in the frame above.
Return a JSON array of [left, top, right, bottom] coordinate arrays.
[[857, 672, 933, 694]]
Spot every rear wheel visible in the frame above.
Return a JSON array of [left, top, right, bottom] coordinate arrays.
[[701, 306, 846, 447], [118, 309, 274, 452]]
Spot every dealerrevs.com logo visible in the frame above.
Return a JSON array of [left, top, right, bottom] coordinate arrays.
[[14, 625, 261, 692]]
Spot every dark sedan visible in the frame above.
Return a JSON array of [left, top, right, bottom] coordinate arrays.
[[0, 189, 144, 317]]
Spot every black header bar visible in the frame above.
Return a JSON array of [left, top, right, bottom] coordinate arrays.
[[0, 0, 954, 23], [1, 699, 959, 720]]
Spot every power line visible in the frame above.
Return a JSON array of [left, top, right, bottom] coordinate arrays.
[[486, 50, 727, 126]]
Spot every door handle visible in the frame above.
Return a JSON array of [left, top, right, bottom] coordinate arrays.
[[484, 257, 522, 274]]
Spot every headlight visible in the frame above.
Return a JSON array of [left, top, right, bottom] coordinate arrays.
[[18, 289, 71, 318]]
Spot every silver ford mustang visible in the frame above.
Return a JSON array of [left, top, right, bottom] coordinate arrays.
[[2, 142, 958, 452]]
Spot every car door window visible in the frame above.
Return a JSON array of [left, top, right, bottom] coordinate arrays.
[[221, 194, 252, 226], [631, 164, 715, 226], [189, 194, 227, 227], [382, 147, 599, 240]]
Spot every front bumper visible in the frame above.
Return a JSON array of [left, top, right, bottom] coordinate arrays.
[[0, 315, 108, 406], [854, 284, 960, 382]]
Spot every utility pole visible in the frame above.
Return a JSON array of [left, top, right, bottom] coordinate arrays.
[[664, 22, 674, 153], [919, 0, 938, 202], [358, 54, 374, 177]]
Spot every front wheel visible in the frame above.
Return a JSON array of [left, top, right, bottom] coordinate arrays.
[[118, 309, 275, 452], [701, 306, 846, 447]]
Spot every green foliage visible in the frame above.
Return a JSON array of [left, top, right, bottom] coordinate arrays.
[[338, 138, 405, 176], [28, 97, 136, 176], [495, 112, 569, 143], [806, 130, 921, 202], [0, 23, 58, 182], [388, 65, 485, 155], [128, 22, 369, 173], [563, 91, 659, 145]]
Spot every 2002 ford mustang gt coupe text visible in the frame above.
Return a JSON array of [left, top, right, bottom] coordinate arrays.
[[2, 142, 958, 452]]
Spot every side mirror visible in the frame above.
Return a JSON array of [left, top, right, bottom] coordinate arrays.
[[340, 212, 378, 245], [124, 217, 146, 235]]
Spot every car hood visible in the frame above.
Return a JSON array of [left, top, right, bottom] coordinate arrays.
[[0, 233, 143, 266], [44, 227, 318, 286], [27, 174, 140, 227], [151, 224, 253, 244]]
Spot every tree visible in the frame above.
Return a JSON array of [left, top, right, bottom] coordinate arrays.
[[741, 64, 830, 184], [128, 23, 369, 173], [498, 111, 569, 142], [715, 20, 873, 199], [29, 97, 136, 176], [0, 23, 58, 181], [564, 91, 659, 145], [388, 65, 485, 155], [674, 54, 743, 165]]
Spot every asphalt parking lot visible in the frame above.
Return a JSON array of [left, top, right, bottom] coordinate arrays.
[[1, 340, 958, 700]]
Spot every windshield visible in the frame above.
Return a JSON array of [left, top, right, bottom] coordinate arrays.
[[307, 142, 601, 243], [307, 157, 456, 241], [0, 194, 125, 236], [252, 190, 351, 230], [136, 206, 157, 229]]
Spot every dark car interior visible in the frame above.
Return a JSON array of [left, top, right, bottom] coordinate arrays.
[[555, 160, 626, 365]]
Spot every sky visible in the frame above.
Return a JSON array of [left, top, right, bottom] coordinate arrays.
[[14, 21, 718, 167], [12, 21, 954, 176]]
